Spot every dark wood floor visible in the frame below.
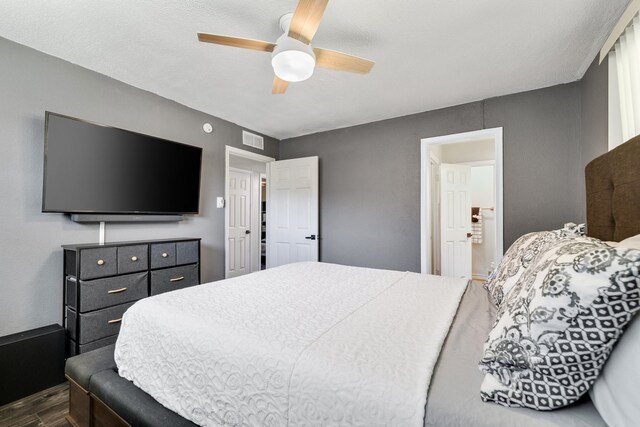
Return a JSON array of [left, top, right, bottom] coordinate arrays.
[[0, 383, 70, 427]]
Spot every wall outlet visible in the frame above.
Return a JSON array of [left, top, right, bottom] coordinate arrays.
[[216, 197, 225, 208]]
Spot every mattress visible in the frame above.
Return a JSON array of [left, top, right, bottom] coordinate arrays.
[[424, 283, 606, 427], [115, 262, 468, 427]]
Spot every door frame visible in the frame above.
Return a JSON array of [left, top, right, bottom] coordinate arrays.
[[429, 152, 441, 275], [225, 146, 275, 278], [420, 128, 504, 274]]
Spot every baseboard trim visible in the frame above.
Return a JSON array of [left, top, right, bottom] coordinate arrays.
[[0, 324, 65, 406]]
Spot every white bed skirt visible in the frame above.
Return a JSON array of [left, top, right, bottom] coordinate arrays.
[[115, 262, 468, 427]]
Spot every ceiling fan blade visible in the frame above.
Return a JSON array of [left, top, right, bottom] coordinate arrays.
[[272, 76, 289, 94], [197, 33, 276, 52], [288, 0, 329, 44], [313, 48, 375, 74]]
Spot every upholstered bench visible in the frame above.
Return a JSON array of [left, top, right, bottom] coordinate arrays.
[[65, 345, 197, 427]]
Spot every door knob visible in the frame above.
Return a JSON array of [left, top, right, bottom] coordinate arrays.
[[305, 235, 317, 240], [467, 233, 473, 238], [245, 230, 251, 234]]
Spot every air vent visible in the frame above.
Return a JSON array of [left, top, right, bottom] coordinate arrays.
[[242, 130, 264, 150]]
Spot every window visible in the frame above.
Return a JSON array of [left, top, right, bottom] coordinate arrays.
[[604, 2, 640, 150]]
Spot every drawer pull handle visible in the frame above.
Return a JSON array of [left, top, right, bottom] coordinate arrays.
[[162, 252, 168, 258], [107, 287, 128, 294], [170, 276, 185, 282], [97, 259, 105, 266], [131, 256, 138, 262], [108, 318, 122, 324]]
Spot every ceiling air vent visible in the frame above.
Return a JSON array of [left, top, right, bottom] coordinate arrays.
[[242, 130, 264, 150]]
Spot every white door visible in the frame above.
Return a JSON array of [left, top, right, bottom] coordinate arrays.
[[228, 169, 252, 278], [267, 156, 319, 267], [440, 163, 472, 279]]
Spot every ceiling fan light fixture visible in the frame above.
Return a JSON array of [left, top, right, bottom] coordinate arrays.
[[271, 36, 316, 83]]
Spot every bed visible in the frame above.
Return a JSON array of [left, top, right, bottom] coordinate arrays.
[[65, 135, 640, 427]]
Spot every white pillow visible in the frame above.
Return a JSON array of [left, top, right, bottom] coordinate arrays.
[[615, 233, 640, 249], [589, 314, 640, 427], [589, 234, 640, 427]]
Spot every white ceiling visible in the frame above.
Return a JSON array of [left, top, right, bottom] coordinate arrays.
[[0, 0, 628, 140]]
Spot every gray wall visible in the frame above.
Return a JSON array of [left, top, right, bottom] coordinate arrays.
[[0, 37, 278, 337], [280, 84, 586, 272], [485, 84, 582, 241], [579, 57, 609, 201]]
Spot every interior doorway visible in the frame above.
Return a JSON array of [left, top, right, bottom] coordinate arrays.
[[225, 146, 274, 279], [260, 174, 267, 270], [420, 128, 504, 279]]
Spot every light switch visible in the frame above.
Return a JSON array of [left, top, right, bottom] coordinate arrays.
[[216, 197, 225, 208]]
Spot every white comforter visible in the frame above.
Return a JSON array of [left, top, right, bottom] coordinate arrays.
[[115, 262, 468, 427]]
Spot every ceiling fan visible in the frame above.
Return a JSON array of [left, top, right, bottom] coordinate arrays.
[[197, 0, 375, 94]]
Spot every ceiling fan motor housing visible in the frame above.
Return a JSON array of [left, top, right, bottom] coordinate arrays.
[[271, 34, 316, 82], [279, 12, 294, 33]]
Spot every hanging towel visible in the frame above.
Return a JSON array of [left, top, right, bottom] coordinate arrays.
[[471, 207, 480, 223], [471, 208, 483, 244]]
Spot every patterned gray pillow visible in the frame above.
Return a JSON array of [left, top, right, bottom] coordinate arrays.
[[479, 236, 640, 410], [556, 222, 586, 237], [484, 225, 587, 308], [484, 232, 558, 307]]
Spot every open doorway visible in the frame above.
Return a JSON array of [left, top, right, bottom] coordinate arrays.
[[260, 174, 267, 269], [420, 128, 504, 279], [225, 146, 275, 279]]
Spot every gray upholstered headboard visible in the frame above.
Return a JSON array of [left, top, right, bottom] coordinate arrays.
[[585, 134, 640, 242]]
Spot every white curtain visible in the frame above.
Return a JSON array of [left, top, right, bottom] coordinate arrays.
[[611, 14, 640, 145]]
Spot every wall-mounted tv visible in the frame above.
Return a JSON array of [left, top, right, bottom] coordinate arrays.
[[42, 112, 203, 215]]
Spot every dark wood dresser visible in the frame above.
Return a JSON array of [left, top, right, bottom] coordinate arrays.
[[62, 238, 201, 356]]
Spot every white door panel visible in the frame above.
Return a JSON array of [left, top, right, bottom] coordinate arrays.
[[440, 163, 472, 279], [267, 157, 319, 267], [228, 169, 252, 277]]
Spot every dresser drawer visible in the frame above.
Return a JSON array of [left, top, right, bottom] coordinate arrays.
[[151, 243, 176, 269], [118, 245, 148, 274], [66, 272, 148, 313], [176, 241, 199, 265], [80, 247, 117, 279], [67, 302, 135, 345], [150, 264, 199, 296]]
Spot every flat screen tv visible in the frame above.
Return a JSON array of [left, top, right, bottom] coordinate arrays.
[[42, 112, 203, 215]]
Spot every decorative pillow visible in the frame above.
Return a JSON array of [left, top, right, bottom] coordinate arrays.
[[556, 222, 586, 237], [484, 224, 587, 308], [589, 234, 640, 427], [478, 236, 640, 410], [484, 231, 558, 307], [589, 313, 640, 427]]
